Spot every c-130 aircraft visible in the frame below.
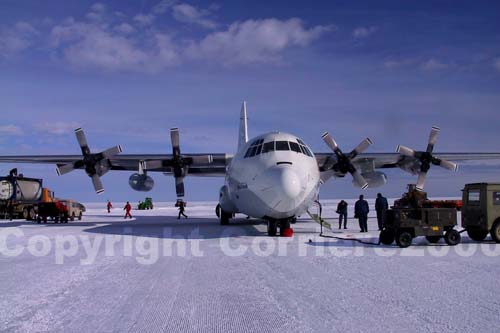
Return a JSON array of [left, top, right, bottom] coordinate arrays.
[[1, 102, 499, 236]]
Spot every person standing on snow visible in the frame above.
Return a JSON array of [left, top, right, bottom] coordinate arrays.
[[107, 200, 113, 213], [124, 201, 132, 219], [336, 200, 348, 229], [375, 193, 389, 230], [354, 195, 369, 232]]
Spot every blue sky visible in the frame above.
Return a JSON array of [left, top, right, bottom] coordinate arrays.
[[0, 0, 499, 202]]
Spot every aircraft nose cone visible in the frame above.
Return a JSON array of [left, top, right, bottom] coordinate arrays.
[[275, 167, 301, 199], [279, 168, 301, 199]]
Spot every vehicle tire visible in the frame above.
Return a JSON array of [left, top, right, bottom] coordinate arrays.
[[444, 229, 461, 246], [467, 228, 488, 242], [43, 216, 47, 223], [71, 213, 75, 221], [425, 236, 441, 244], [490, 220, 500, 243], [37, 216, 41, 224], [22, 208, 29, 220], [28, 208, 36, 221], [220, 211, 230, 225], [267, 220, 277, 237], [379, 229, 395, 245], [78, 212, 82, 220], [396, 231, 412, 248]]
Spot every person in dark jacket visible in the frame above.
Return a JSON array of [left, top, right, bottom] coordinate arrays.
[[177, 200, 188, 219], [354, 195, 369, 232], [107, 200, 113, 213], [375, 193, 389, 230], [336, 200, 348, 229]]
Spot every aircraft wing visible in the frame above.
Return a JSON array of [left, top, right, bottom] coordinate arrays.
[[316, 152, 500, 171], [316, 151, 500, 189], [0, 154, 231, 176]]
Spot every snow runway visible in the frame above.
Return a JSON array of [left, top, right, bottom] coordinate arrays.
[[1, 200, 499, 332]]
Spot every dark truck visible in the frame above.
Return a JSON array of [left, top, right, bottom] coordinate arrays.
[[380, 184, 461, 248], [0, 170, 42, 220], [461, 183, 500, 242]]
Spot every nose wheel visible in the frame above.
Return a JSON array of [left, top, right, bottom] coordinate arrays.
[[267, 219, 294, 237]]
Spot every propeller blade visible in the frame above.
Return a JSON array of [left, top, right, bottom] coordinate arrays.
[[349, 138, 373, 159], [101, 145, 122, 159], [437, 159, 458, 172], [321, 132, 339, 153], [91, 174, 104, 194], [426, 126, 440, 153], [75, 128, 90, 155], [175, 176, 185, 197], [56, 163, 77, 176], [170, 128, 180, 155], [396, 145, 416, 157], [416, 171, 427, 191], [351, 170, 369, 190]]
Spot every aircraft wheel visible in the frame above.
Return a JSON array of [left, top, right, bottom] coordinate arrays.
[[220, 210, 230, 225], [490, 220, 500, 243], [467, 227, 488, 242], [444, 229, 461, 246], [267, 220, 277, 236], [425, 236, 441, 244], [379, 229, 395, 245], [396, 231, 412, 248]]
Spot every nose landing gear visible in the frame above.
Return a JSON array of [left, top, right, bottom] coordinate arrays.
[[267, 218, 294, 237]]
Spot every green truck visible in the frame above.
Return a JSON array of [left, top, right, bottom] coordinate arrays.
[[461, 183, 500, 242], [138, 197, 153, 210]]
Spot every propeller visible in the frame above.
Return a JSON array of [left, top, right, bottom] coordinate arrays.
[[321, 132, 373, 189], [56, 128, 122, 194], [144, 128, 212, 198], [396, 126, 458, 191]]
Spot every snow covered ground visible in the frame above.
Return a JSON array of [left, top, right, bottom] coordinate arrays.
[[1, 199, 499, 332]]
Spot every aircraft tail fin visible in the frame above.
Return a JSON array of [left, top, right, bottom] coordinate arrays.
[[238, 101, 248, 150]]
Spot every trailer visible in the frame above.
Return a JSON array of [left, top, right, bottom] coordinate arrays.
[[0, 170, 43, 220], [380, 207, 460, 248], [379, 184, 461, 248]]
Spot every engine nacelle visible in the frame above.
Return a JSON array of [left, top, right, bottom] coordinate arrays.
[[219, 185, 237, 213], [128, 173, 154, 192], [353, 171, 388, 188]]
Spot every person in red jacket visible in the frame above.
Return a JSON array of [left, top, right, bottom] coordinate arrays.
[[107, 200, 113, 213], [124, 201, 132, 219]]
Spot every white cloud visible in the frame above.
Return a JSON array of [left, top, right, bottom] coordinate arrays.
[[153, 0, 177, 14], [186, 18, 333, 65], [494, 58, 500, 72], [51, 18, 180, 72], [114, 23, 135, 34], [133, 14, 155, 26], [0, 21, 39, 57], [0, 125, 24, 136], [421, 58, 448, 71], [352, 26, 377, 38], [35, 121, 80, 135], [172, 3, 217, 29], [91, 3, 106, 13]]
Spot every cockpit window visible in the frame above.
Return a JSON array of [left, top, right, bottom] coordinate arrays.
[[275, 141, 290, 151], [248, 139, 313, 158], [244, 139, 265, 158], [289, 141, 301, 153], [262, 141, 275, 153]]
